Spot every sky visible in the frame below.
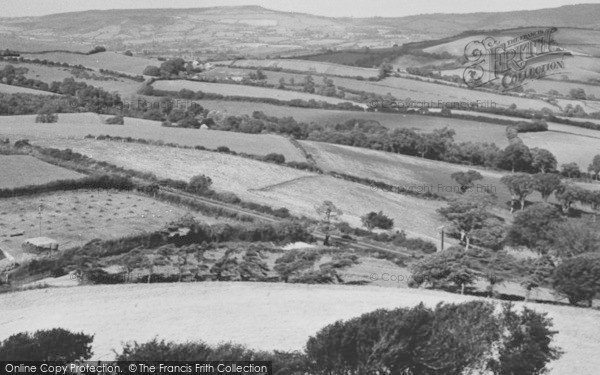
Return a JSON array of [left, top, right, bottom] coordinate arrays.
[[1, 0, 597, 18]]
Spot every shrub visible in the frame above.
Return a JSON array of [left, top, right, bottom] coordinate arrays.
[[143, 65, 161, 77], [105, 115, 124, 125], [0, 328, 93, 362], [263, 153, 286, 164], [553, 253, 600, 306], [35, 113, 58, 123]]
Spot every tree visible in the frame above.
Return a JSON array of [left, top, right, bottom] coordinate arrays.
[[143, 65, 161, 76], [553, 253, 600, 306], [531, 148, 557, 173], [315, 201, 342, 246], [521, 255, 554, 302], [569, 87, 587, 100], [438, 193, 494, 250], [560, 162, 581, 178], [303, 74, 315, 93], [507, 203, 564, 254], [263, 153, 286, 164], [500, 173, 534, 212], [532, 173, 561, 202], [450, 170, 483, 193], [410, 246, 476, 294], [555, 184, 583, 214], [306, 301, 559, 375], [588, 154, 600, 180], [277, 77, 285, 89], [0, 328, 93, 362], [188, 174, 213, 194], [360, 211, 394, 231], [550, 218, 600, 258], [499, 143, 533, 173]]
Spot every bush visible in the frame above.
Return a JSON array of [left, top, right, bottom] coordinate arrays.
[[553, 253, 600, 306], [88, 46, 106, 54], [143, 65, 161, 77], [105, 115, 124, 125], [263, 153, 286, 164], [0, 328, 93, 362], [35, 113, 58, 123]]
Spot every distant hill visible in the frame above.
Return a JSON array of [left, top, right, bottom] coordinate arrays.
[[0, 4, 598, 56]]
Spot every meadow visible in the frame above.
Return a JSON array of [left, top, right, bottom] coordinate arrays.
[[152, 80, 363, 106], [0, 114, 306, 162], [0, 83, 56, 96], [24, 52, 154, 76], [0, 190, 215, 258], [0, 62, 143, 97], [26, 139, 446, 242], [217, 59, 380, 79], [0, 282, 597, 375], [0, 155, 84, 189]]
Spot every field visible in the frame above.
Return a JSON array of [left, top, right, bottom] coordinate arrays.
[[0, 155, 84, 189], [0, 35, 91, 53], [216, 59, 380, 79], [25, 139, 445, 241], [0, 190, 220, 258], [24, 52, 155, 76], [152, 80, 364, 107], [0, 282, 598, 375], [0, 62, 143, 96], [0, 113, 306, 162], [519, 131, 600, 171], [0, 83, 56, 96]]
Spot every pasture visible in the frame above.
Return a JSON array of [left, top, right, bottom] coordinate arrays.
[[0, 190, 215, 258], [0, 282, 597, 375], [26, 139, 445, 241], [0, 113, 306, 162], [0, 83, 56, 96], [216, 59, 380, 79], [0, 62, 143, 96], [151, 80, 363, 107], [24, 52, 155, 76], [0, 155, 84, 189]]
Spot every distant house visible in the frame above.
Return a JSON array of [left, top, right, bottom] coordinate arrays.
[[22, 237, 59, 256], [200, 124, 209, 130]]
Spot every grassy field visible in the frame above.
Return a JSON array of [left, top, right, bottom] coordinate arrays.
[[0, 190, 220, 258], [217, 59, 380, 79], [152, 80, 364, 107], [0, 282, 597, 375], [26, 139, 445, 241], [0, 83, 56, 96], [0, 113, 306, 162], [24, 52, 154, 76], [0, 62, 143, 96], [0, 155, 84, 189]]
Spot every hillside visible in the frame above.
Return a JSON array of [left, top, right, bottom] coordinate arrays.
[[1, 4, 599, 55], [0, 282, 598, 375]]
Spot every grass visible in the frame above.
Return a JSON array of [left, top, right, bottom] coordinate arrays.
[[219, 59, 380, 79], [0, 83, 56, 96], [0, 113, 306, 162], [0, 62, 143, 97], [0, 190, 222, 259], [24, 52, 154, 76], [152, 80, 362, 106], [23, 139, 446, 242], [0, 281, 597, 375], [0, 155, 84, 189]]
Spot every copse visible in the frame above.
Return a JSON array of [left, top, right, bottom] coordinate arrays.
[[0, 328, 93, 362]]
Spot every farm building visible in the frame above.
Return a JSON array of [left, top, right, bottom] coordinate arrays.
[[22, 237, 59, 255]]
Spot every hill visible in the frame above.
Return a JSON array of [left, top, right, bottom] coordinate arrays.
[[0, 4, 599, 56], [0, 282, 598, 375]]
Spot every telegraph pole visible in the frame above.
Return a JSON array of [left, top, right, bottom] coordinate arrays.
[[38, 204, 43, 236]]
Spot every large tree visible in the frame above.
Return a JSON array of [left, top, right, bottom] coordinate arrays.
[[553, 253, 600, 306], [588, 154, 600, 180], [507, 203, 564, 254], [532, 173, 562, 202], [499, 143, 533, 173], [438, 193, 494, 249], [410, 246, 476, 294], [531, 148, 557, 173], [500, 173, 535, 212], [315, 201, 343, 246], [450, 170, 483, 193]]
